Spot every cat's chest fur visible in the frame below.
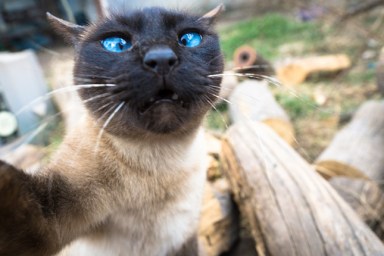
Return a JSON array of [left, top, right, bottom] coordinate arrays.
[[54, 118, 207, 256]]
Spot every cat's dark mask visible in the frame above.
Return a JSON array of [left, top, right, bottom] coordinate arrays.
[[48, 6, 224, 137]]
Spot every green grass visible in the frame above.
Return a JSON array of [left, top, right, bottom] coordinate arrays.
[[204, 102, 230, 132], [345, 69, 376, 85], [275, 92, 318, 120], [219, 13, 324, 60]]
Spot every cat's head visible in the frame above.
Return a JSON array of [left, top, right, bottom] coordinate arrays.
[[48, 6, 224, 138]]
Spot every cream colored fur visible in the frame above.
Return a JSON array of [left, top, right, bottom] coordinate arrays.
[[46, 114, 208, 256]]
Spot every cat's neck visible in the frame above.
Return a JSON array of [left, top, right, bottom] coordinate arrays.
[[51, 112, 206, 175]]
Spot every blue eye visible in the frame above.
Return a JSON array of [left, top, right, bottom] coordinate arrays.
[[179, 32, 202, 47], [101, 37, 132, 52]]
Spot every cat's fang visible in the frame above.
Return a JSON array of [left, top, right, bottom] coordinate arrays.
[[171, 94, 179, 100]]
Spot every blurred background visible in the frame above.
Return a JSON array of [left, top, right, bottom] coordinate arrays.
[[0, 0, 383, 166]]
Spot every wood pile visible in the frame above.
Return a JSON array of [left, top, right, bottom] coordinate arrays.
[[221, 121, 384, 255], [198, 46, 384, 253], [201, 96, 384, 255]]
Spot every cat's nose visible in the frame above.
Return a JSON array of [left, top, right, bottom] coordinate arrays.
[[143, 46, 178, 75]]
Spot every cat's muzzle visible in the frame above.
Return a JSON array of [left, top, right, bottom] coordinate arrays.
[[139, 89, 187, 115]]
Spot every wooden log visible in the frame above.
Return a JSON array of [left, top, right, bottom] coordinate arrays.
[[315, 100, 384, 238], [219, 71, 239, 100], [199, 179, 239, 256], [233, 45, 274, 79], [376, 47, 384, 95], [229, 80, 294, 145], [276, 54, 351, 86], [221, 121, 384, 256], [315, 100, 384, 181], [330, 177, 384, 238]]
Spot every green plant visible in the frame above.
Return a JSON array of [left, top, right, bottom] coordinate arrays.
[[219, 13, 324, 61]]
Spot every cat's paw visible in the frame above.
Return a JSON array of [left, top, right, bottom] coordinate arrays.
[[0, 160, 54, 256]]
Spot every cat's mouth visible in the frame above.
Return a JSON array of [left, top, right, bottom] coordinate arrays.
[[139, 89, 187, 114]]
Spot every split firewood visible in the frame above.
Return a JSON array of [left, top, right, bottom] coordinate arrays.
[[233, 45, 274, 79], [199, 179, 239, 256], [276, 54, 351, 86], [221, 121, 384, 256], [229, 80, 294, 145], [315, 100, 384, 181]]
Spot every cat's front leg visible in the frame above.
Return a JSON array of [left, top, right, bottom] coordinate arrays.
[[0, 160, 103, 256], [0, 160, 61, 256]]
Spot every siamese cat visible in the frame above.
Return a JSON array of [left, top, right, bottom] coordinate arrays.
[[0, 5, 224, 256]]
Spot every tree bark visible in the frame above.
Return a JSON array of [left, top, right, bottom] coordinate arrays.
[[229, 80, 294, 145], [221, 121, 384, 256]]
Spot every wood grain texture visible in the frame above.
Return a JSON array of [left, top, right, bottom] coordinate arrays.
[[221, 121, 384, 256]]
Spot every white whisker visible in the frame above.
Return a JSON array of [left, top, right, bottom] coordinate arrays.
[[94, 102, 125, 154], [207, 92, 233, 105], [16, 84, 116, 116], [96, 103, 118, 124], [83, 93, 111, 104], [203, 95, 229, 130], [95, 102, 114, 112], [233, 64, 272, 69]]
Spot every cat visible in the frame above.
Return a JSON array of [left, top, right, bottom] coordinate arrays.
[[0, 5, 224, 256]]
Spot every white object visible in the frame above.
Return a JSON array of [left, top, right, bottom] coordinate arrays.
[[0, 50, 50, 135], [0, 111, 18, 136]]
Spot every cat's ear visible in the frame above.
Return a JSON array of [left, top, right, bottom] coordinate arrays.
[[46, 12, 85, 45], [200, 4, 225, 24]]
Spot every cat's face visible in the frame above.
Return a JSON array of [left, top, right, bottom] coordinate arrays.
[[49, 7, 224, 137]]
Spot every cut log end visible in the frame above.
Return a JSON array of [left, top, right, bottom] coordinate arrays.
[[233, 45, 258, 68]]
